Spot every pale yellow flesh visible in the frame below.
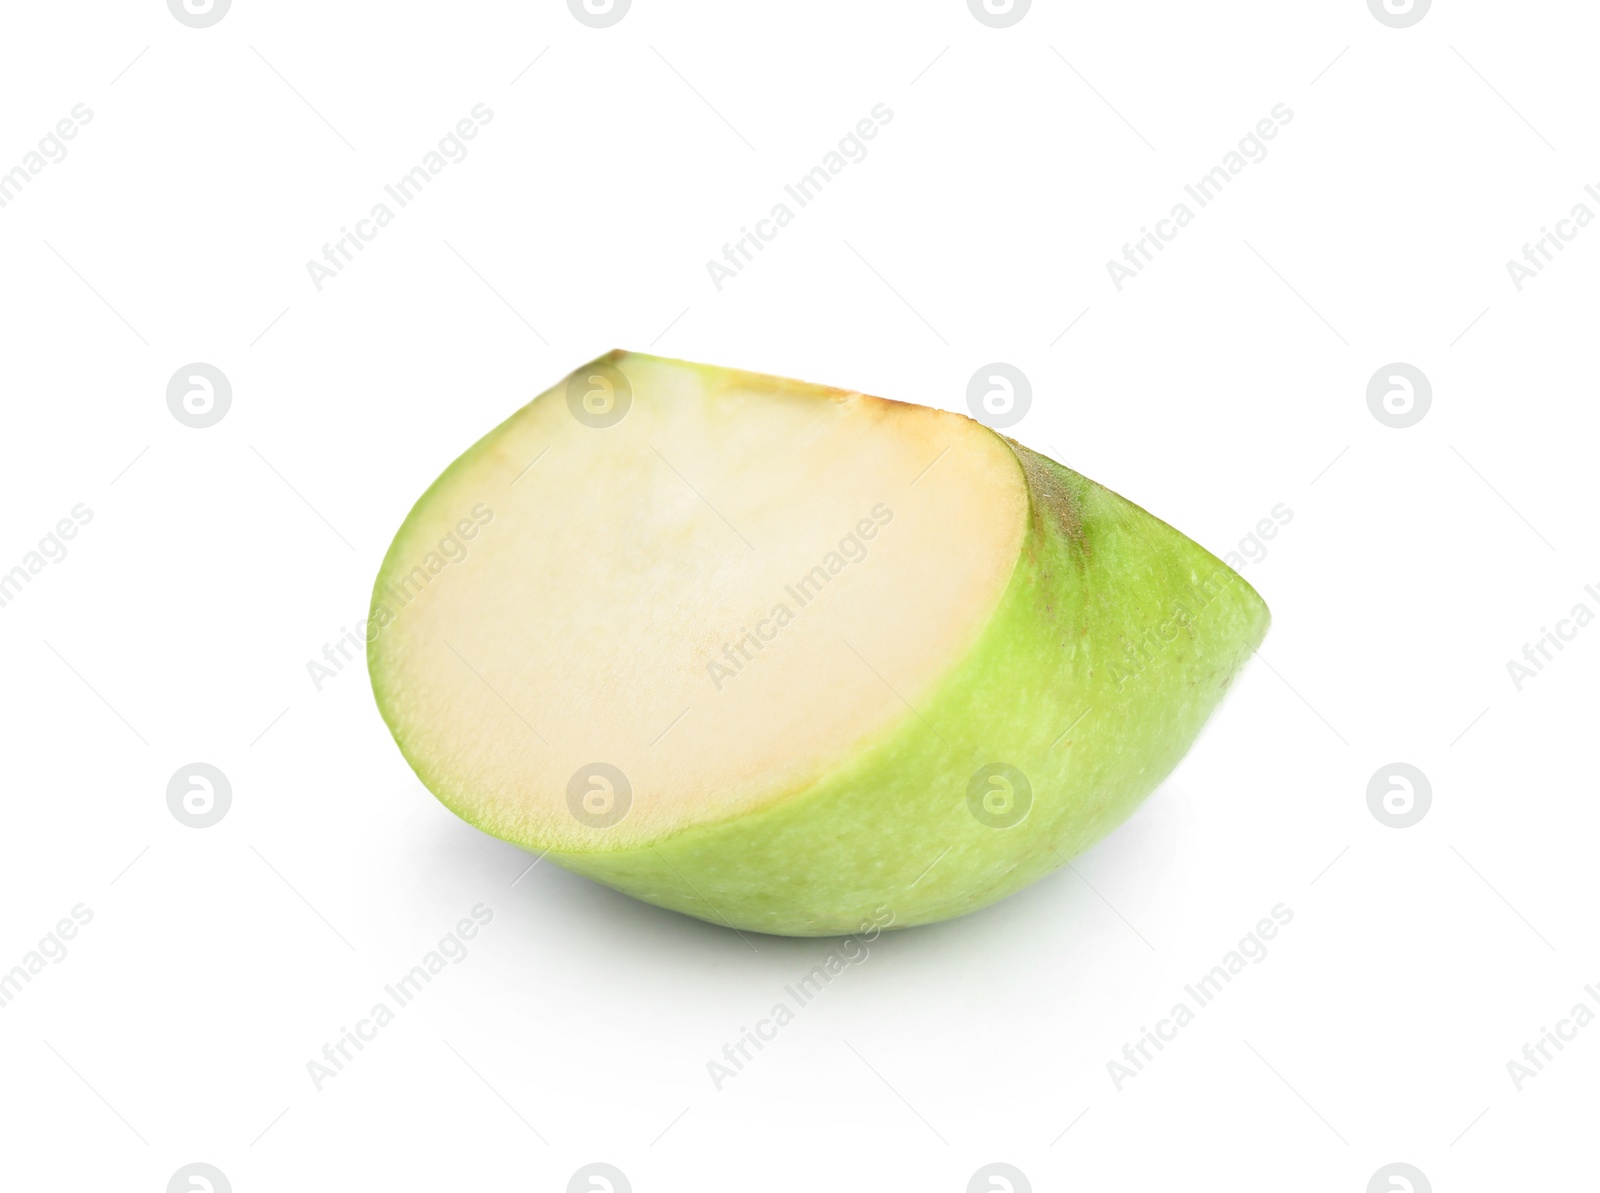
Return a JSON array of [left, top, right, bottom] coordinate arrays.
[[370, 353, 1027, 850]]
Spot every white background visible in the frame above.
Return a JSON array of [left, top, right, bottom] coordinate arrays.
[[1, 1, 1595, 1190]]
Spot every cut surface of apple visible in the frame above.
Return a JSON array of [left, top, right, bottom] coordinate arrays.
[[369, 351, 1269, 936]]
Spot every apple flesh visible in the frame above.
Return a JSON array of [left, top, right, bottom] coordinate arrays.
[[369, 351, 1268, 936]]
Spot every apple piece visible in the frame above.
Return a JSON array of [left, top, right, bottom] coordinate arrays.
[[369, 351, 1268, 936]]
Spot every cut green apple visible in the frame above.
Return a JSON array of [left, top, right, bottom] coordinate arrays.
[[369, 351, 1268, 936]]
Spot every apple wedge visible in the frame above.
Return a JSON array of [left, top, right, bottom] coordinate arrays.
[[369, 351, 1268, 936]]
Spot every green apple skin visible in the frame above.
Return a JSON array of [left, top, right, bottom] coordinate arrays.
[[539, 442, 1268, 937]]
